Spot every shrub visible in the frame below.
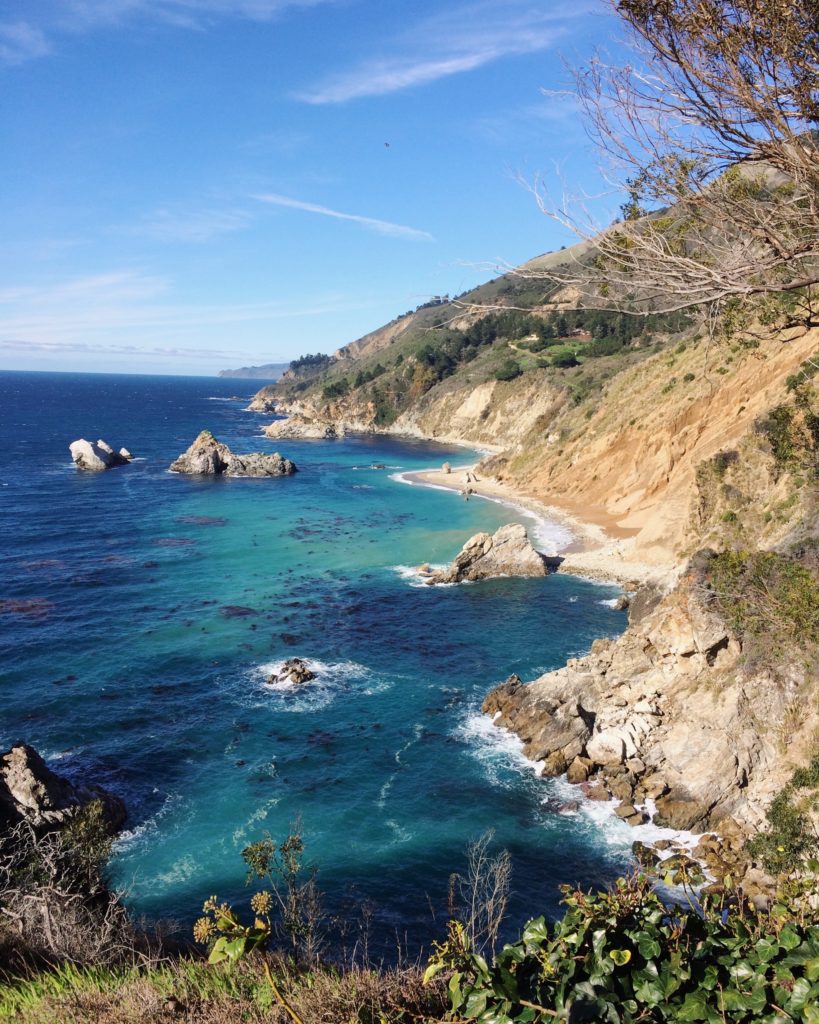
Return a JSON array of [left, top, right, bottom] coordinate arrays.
[[494, 359, 522, 381], [707, 549, 819, 667], [426, 874, 819, 1023]]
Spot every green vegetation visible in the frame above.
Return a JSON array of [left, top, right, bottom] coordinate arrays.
[[707, 549, 819, 668], [494, 358, 522, 382], [427, 875, 819, 1023], [749, 754, 819, 877], [288, 353, 331, 377]]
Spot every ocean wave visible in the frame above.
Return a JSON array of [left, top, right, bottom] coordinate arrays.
[[245, 657, 386, 712], [391, 563, 454, 588], [113, 791, 187, 852], [452, 711, 545, 788], [597, 596, 625, 609]]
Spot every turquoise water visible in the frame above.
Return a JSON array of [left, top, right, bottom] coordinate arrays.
[[0, 370, 633, 955]]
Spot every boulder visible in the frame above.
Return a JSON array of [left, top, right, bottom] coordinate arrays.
[[264, 416, 343, 440], [69, 439, 131, 471], [0, 744, 126, 832], [427, 523, 550, 584], [268, 658, 316, 686], [169, 431, 296, 477]]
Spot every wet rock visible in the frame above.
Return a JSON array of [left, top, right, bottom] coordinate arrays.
[[268, 658, 316, 686], [69, 438, 131, 471], [427, 523, 550, 584], [566, 756, 592, 784], [169, 431, 296, 477], [0, 744, 125, 832]]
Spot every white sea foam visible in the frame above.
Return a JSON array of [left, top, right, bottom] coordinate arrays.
[[597, 597, 624, 609], [114, 791, 186, 852], [392, 563, 453, 588], [453, 711, 545, 788], [245, 658, 386, 712], [457, 711, 710, 870]]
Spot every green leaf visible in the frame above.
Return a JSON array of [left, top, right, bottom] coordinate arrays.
[[781, 926, 802, 951], [609, 948, 632, 966], [422, 961, 443, 985], [448, 971, 463, 1008], [464, 989, 488, 1018], [676, 990, 708, 1022], [637, 934, 661, 961]]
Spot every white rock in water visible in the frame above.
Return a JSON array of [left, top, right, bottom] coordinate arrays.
[[69, 438, 130, 471], [119, 447, 133, 460], [426, 523, 549, 584]]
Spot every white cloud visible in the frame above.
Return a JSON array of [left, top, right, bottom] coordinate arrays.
[[0, 21, 51, 65], [253, 192, 434, 241], [295, 1, 595, 104], [131, 206, 253, 243], [0, 268, 375, 354], [0, 0, 338, 65]]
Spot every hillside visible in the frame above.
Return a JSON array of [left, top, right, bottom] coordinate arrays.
[[250, 249, 819, 852], [218, 362, 288, 380]]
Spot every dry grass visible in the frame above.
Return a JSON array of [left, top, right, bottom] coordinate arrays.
[[0, 954, 447, 1024]]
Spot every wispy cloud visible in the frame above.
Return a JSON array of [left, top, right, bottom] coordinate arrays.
[[0, 0, 338, 66], [0, 21, 51, 65], [0, 269, 375, 357], [131, 206, 253, 243], [295, 1, 595, 104], [253, 192, 434, 241]]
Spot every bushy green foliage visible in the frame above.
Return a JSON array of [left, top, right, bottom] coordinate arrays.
[[289, 353, 331, 376], [321, 378, 349, 399], [707, 549, 819, 663], [426, 875, 819, 1023], [749, 755, 819, 876], [494, 359, 522, 382]]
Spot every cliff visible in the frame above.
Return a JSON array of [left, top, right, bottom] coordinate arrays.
[[250, 254, 819, 855]]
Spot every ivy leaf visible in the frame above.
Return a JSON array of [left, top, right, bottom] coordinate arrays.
[[609, 948, 632, 966]]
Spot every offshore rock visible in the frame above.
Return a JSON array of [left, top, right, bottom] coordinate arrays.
[[69, 438, 132, 471], [169, 431, 297, 477], [426, 523, 549, 584], [264, 416, 344, 440], [0, 744, 126, 832], [268, 658, 316, 686]]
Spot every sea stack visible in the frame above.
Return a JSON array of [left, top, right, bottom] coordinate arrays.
[[424, 522, 550, 584], [69, 439, 133, 471], [169, 431, 297, 477]]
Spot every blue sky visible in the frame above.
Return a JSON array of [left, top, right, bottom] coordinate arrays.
[[1, 0, 620, 375]]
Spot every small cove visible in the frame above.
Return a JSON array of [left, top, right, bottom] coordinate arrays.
[[0, 370, 632, 956]]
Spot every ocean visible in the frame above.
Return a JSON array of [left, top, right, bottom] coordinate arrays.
[[0, 370, 639, 956]]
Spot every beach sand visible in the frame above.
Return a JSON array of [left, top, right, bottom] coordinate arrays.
[[401, 464, 676, 589]]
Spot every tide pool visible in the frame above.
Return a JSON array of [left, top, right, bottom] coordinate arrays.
[[0, 371, 633, 956]]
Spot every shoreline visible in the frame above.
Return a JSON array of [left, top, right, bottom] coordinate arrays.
[[399, 464, 676, 589]]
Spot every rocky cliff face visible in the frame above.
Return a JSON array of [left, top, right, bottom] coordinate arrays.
[[484, 550, 817, 842], [0, 744, 125, 833]]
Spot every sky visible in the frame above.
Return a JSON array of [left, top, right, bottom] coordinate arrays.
[[0, 0, 622, 375]]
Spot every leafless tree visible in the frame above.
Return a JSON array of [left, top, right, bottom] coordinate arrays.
[[448, 831, 512, 956], [517, 0, 819, 324]]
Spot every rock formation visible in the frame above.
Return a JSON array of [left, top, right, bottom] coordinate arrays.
[[483, 564, 796, 839], [264, 416, 344, 440], [425, 523, 550, 584], [69, 439, 132, 471], [267, 658, 316, 686], [0, 744, 126, 832], [169, 431, 297, 477]]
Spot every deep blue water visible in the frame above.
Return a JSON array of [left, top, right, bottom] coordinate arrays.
[[0, 370, 634, 956]]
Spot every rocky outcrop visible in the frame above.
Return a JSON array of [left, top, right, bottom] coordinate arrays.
[[246, 393, 278, 413], [483, 565, 798, 837], [425, 523, 549, 584], [69, 439, 132, 471], [264, 416, 345, 440], [267, 658, 316, 686], [169, 431, 297, 477], [0, 744, 126, 833]]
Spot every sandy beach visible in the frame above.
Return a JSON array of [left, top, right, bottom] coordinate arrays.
[[401, 464, 676, 589]]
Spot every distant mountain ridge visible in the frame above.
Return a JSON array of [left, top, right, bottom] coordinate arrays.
[[218, 362, 288, 380]]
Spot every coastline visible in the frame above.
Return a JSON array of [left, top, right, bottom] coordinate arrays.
[[399, 464, 675, 589]]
